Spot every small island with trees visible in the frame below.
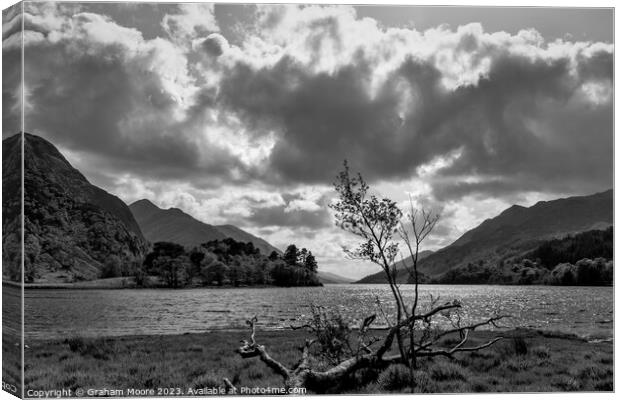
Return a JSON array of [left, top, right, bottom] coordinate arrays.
[[120, 238, 322, 288]]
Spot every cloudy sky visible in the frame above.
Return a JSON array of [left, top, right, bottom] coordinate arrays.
[[2, 2, 613, 279]]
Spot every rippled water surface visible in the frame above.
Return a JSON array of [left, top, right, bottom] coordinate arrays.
[[22, 284, 613, 340]]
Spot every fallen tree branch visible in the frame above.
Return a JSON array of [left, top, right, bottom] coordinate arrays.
[[235, 313, 505, 392], [416, 315, 508, 351], [416, 337, 504, 359], [296, 339, 316, 372], [236, 316, 291, 380], [376, 302, 462, 359]]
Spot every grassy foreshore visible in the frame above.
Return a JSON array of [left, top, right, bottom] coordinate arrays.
[[2, 332, 22, 396], [23, 328, 613, 394]]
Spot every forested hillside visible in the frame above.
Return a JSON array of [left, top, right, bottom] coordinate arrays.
[[437, 227, 613, 285]]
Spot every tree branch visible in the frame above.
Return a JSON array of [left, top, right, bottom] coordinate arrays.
[[432, 315, 508, 341], [295, 339, 316, 372], [376, 302, 462, 360], [236, 317, 291, 379], [417, 337, 504, 359]]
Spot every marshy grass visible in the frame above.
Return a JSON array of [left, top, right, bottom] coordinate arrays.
[[23, 328, 613, 394], [2, 332, 23, 395]]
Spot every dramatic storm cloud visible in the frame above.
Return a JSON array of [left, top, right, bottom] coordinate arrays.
[[215, 7, 612, 197], [3, 3, 612, 279]]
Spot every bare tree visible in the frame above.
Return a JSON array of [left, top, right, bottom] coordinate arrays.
[[398, 198, 440, 385], [232, 162, 506, 393]]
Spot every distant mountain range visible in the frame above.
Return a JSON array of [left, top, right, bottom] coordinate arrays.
[[356, 189, 613, 283], [4, 133, 612, 286], [3, 133, 350, 284], [129, 198, 281, 255], [129, 199, 353, 285]]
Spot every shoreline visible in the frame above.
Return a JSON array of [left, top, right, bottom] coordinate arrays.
[[23, 326, 613, 346], [5, 279, 325, 291], [5, 280, 613, 290]]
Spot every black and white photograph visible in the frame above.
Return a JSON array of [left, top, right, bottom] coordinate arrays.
[[1, 0, 615, 397]]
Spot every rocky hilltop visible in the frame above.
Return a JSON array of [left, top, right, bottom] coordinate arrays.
[[130, 199, 281, 255]]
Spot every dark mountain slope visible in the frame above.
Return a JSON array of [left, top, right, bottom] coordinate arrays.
[[2, 133, 23, 281], [24, 133, 144, 239], [420, 190, 612, 278], [356, 190, 613, 283], [438, 227, 613, 285], [130, 200, 281, 255], [449, 190, 612, 251], [130, 199, 226, 246], [7, 133, 148, 282]]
